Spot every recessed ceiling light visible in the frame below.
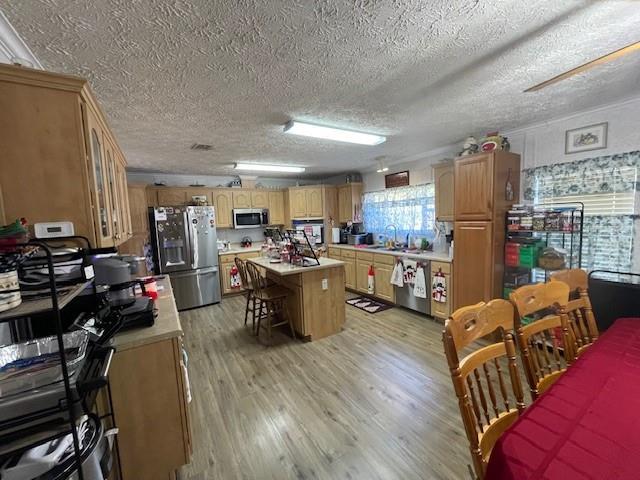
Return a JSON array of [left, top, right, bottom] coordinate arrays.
[[283, 121, 386, 146], [234, 163, 305, 173]]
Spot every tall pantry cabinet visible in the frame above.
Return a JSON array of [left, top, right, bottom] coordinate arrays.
[[452, 151, 520, 309], [0, 64, 131, 248]]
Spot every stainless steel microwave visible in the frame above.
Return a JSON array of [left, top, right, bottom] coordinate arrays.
[[233, 208, 269, 229]]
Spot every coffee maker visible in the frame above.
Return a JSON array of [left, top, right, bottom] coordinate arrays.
[[92, 257, 156, 331]]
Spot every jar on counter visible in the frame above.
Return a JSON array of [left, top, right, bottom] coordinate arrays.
[[532, 213, 546, 231], [520, 213, 533, 231]]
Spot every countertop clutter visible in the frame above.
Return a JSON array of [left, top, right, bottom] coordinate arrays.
[[249, 256, 344, 276], [327, 244, 453, 263], [112, 276, 182, 351]]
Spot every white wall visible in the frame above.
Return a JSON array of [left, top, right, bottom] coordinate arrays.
[[361, 147, 458, 193], [505, 95, 640, 171]]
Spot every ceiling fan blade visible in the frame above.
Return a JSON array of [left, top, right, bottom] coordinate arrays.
[[525, 40, 640, 92]]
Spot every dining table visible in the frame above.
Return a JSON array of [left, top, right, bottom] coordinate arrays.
[[485, 317, 640, 480]]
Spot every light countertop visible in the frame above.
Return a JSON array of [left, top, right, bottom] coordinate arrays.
[[248, 256, 344, 276], [218, 244, 263, 255], [328, 244, 453, 263], [112, 276, 183, 351]]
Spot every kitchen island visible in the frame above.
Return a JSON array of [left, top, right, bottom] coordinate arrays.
[[248, 257, 346, 341]]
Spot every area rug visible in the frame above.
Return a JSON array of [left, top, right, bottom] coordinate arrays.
[[346, 296, 393, 314]]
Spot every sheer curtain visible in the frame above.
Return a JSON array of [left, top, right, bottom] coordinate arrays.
[[522, 150, 639, 273], [362, 184, 435, 241]]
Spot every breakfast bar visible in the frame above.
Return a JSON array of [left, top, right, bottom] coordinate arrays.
[[248, 257, 346, 341]]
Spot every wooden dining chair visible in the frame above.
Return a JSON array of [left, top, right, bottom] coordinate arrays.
[[550, 269, 599, 357], [245, 261, 295, 344], [443, 300, 526, 480], [234, 257, 258, 332], [509, 282, 571, 400]]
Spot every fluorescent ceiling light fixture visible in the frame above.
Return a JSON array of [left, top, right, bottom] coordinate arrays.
[[376, 166, 389, 173], [283, 121, 386, 146], [234, 163, 305, 173]]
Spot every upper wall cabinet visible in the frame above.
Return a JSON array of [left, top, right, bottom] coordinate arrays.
[[288, 186, 328, 220], [268, 191, 285, 225], [454, 153, 494, 221], [337, 183, 363, 223], [157, 188, 189, 206], [0, 64, 132, 248], [251, 190, 269, 209], [212, 190, 233, 228], [433, 163, 454, 222], [232, 190, 252, 209]]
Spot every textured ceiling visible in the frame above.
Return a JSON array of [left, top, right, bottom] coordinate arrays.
[[3, 0, 640, 177]]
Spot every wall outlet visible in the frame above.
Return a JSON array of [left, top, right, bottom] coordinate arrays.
[[321, 278, 328, 290]]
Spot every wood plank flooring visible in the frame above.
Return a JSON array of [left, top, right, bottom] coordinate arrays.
[[178, 294, 473, 480]]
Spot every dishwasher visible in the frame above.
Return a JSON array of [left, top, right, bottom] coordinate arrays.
[[394, 259, 431, 316]]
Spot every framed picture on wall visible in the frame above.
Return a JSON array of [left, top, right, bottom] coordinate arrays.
[[565, 122, 608, 154], [385, 171, 410, 188]]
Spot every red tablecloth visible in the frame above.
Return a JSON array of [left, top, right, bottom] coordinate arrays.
[[486, 318, 640, 480]]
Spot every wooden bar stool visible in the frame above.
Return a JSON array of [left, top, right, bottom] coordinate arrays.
[[246, 261, 295, 344], [234, 257, 257, 332]]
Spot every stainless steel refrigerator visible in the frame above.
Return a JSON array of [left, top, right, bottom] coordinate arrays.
[[149, 206, 221, 310]]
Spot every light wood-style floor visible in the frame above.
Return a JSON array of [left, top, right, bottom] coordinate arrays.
[[178, 294, 473, 480]]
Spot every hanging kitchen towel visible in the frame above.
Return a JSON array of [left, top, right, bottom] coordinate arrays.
[[432, 270, 447, 303], [403, 259, 417, 285], [413, 265, 427, 298], [390, 261, 404, 287]]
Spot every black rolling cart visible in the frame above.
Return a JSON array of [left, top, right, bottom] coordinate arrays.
[[0, 236, 122, 480]]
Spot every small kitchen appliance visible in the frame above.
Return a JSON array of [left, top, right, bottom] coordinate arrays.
[[233, 208, 269, 229]]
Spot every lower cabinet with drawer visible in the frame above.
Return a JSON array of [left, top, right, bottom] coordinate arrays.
[[373, 254, 396, 303], [219, 251, 260, 295], [430, 261, 453, 320]]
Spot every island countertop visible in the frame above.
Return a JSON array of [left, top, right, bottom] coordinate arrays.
[[248, 256, 345, 276]]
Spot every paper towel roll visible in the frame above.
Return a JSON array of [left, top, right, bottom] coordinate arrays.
[[331, 228, 341, 243]]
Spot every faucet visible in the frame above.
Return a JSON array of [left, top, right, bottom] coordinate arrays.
[[385, 224, 397, 246]]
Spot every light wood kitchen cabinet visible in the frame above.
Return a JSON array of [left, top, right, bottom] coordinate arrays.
[[454, 153, 494, 221], [0, 65, 133, 248], [232, 190, 252, 208], [0, 183, 5, 225], [337, 183, 363, 223], [107, 280, 191, 480], [355, 252, 374, 294], [213, 190, 233, 228], [327, 246, 342, 259], [373, 253, 395, 303], [343, 258, 356, 290], [373, 264, 394, 302], [251, 190, 269, 209], [268, 191, 285, 225], [453, 221, 493, 309], [289, 188, 308, 218], [146, 188, 159, 207], [453, 151, 520, 310], [430, 261, 452, 319], [157, 188, 189, 206], [119, 184, 149, 265], [433, 163, 454, 222], [287, 186, 334, 221], [306, 187, 324, 218], [219, 251, 260, 295]]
